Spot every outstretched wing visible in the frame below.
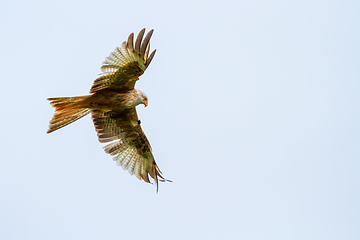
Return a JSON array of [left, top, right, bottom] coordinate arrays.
[[91, 109, 164, 191], [90, 28, 156, 93]]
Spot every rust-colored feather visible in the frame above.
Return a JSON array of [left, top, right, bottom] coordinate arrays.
[[47, 96, 90, 133]]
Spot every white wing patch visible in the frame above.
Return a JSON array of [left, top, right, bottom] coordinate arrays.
[[104, 139, 153, 183], [100, 42, 146, 74]]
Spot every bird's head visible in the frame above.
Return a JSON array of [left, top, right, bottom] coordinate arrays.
[[136, 89, 148, 107]]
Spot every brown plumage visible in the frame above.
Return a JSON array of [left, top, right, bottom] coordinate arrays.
[[47, 28, 168, 192]]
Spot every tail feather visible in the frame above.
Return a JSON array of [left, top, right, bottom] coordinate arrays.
[[47, 96, 91, 133]]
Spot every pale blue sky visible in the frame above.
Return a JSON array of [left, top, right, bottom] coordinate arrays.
[[1, 0, 359, 239]]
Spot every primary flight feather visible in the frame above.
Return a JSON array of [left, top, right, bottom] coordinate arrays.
[[47, 28, 167, 191]]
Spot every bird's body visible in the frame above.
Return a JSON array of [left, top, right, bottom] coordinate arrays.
[[47, 29, 167, 191], [76, 89, 146, 110]]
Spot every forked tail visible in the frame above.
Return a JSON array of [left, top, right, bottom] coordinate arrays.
[[47, 96, 91, 133]]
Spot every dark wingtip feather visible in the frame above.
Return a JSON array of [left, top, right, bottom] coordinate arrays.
[[140, 29, 154, 57], [127, 33, 134, 52], [134, 28, 146, 54], [145, 49, 156, 68]]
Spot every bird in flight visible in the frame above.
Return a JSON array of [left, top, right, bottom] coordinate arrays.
[[47, 28, 168, 191]]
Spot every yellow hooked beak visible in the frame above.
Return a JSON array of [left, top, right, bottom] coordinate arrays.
[[143, 99, 148, 107]]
